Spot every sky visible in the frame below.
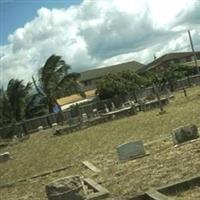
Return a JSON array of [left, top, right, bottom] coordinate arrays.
[[0, 0, 200, 87]]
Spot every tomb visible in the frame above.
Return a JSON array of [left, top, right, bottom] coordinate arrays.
[[46, 176, 109, 200], [0, 152, 10, 163], [46, 175, 86, 200], [171, 124, 199, 145], [52, 123, 58, 127], [37, 126, 43, 131], [117, 140, 146, 161]]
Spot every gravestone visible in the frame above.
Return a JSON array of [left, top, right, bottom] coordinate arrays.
[[104, 104, 109, 113], [117, 140, 146, 161], [0, 152, 10, 163], [172, 124, 199, 145], [111, 102, 116, 111], [52, 123, 58, 127], [82, 113, 88, 123], [38, 126, 43, 131], [92, 108, 98, 117], [46, 175, 86, 200]]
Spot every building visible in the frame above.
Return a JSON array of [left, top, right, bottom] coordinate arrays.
[[143, 51, 200, 73], [80, 60, 144, 91], [56, 90, 96, 111]]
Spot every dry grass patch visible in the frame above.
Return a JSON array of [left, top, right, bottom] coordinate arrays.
[[0, 86, 200, 199]]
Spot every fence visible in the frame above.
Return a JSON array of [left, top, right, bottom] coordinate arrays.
[[1, 74, 200, 138]]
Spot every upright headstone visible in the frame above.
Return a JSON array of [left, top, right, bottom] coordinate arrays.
[[172, 124, 199, 145], [92, 108, 98, 117], [46, 175, 86, 200], [52, 123, 58, 127], [117, 140, 146, 161], [111, 102, 116, 111], [104, 104, 109, 113], [38, 126, 43, 131], [0, 152, 10, 163], [153, 84, 164, 113], [82, 113, 88, 123]]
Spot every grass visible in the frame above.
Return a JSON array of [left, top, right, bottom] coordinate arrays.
[[0, 86, 200, 199]]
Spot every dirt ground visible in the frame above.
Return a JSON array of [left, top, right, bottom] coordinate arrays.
[[0, 135, 199, 199], [0, 86, 200, 199]]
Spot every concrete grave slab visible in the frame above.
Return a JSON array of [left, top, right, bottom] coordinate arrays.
[[145, 189, 171, 200], [0, 152, 10, 163], [171, 124, 199, 145], [117, 140, 147, 162], [84, 178, 110, 200], [130, 174, 200, 200], [46, 176, 109, 200], [82, 161, 101, 173], [46, 175, 86, 200]]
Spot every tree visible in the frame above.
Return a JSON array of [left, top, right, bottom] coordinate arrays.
[[143, 64, 194, 91], [96, 70, 146, 101], [24, 93, 48, 119], [0, 79, 32, 126], [34, 55, 83, 112]]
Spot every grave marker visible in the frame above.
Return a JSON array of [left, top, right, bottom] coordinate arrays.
[[0, 152, 10, 163], [111, 102, 116, 111], [52, 123, 58, 127], [172, 124, 199, 145], [46, 175, 86, 200], [82, 161, 101, 173], [37, 126, 43, 131], [82, 113, 88, 123], [104, 104, 109, 113], [117, 140, 146, 161]]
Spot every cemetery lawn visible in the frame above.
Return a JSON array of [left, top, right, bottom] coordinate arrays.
[[0, 86, 200, 199]]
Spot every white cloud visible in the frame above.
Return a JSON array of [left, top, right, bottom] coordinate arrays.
[[0, 0, 200, 86]]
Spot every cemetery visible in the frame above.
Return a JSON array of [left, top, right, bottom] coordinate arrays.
[[0, 85, 200, 199]]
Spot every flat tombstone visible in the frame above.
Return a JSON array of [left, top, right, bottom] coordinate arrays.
[[46, 175, 86, 200], [172, 124, 199, 145], [117, 140, 146, 161], [0, 152, 10, 163]]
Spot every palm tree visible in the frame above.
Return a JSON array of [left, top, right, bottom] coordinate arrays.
[[6, 79, 32, 121], [0, 79, 32, 126], [34, 54, 83, 112], [0, 88, 12, 126], [24, 93, 48, 119]]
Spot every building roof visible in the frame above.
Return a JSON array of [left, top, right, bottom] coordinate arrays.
[[80, 60, 144, 81], [145, 51, 200, 71], [56, 90, 96, 106]]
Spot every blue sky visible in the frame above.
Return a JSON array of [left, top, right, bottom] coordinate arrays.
[[0, 0, 200, 87], [0, 0, 82, 45]]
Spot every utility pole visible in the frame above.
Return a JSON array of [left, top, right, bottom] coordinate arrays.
[[188, 30, 199, 74]]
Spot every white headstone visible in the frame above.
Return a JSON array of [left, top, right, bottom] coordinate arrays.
[[111, 102, 116, 111], [38, 126, 43, 131], [52, 123, 58, 127], [117, 141, 146, 161], [82, 113, 88, 122], [104, 104, 109, 113]]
